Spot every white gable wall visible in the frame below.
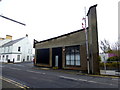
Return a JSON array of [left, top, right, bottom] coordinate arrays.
[[12, 37, 33, 63]]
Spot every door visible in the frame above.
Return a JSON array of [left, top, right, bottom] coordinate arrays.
[[52, 47, 62, 68]]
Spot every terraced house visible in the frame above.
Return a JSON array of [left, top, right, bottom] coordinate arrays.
[[34, 5, 100, 74], [0, 35, 33, 63]]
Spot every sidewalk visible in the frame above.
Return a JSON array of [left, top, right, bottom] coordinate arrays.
[[33, 66, 120, 78], [100, 70, 120, 76]]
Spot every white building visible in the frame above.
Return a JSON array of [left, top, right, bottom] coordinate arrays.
[[0, 35, 33, 63]]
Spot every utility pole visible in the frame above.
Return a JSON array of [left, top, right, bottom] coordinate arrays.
[[0, 15, 26, 26], [83, 7, 90, 74]]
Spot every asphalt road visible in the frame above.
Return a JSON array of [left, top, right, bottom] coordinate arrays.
[[1, 62, 120, 89]]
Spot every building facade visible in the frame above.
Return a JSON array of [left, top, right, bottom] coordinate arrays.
[[0, 35, 33, 63], [34, 29, 88, 71], [34, 5, 100, 74]]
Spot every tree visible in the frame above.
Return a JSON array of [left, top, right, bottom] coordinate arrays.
[[110, 42, 120, 57], [100, 39, 120, 71], [100, 39, 120, 57], [100, 39, 112, 53]]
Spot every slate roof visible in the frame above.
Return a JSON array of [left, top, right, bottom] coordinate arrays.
[[1, 37, 25, 47]]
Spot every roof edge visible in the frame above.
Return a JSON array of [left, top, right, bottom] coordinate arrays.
[[35, 28, 88, 44], [2, 37, 25, 47], [87, 4, 97, 16]]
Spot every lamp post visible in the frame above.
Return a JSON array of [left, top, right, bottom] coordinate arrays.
[[0, 15, 26, 26], [103, 54, 106, 74]]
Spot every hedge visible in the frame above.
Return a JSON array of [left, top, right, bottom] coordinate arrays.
[[99, 62, 120, 69], [107, 56, 120, 62]]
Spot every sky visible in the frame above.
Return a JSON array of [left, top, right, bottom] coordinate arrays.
[[0, 0, 119, 52]]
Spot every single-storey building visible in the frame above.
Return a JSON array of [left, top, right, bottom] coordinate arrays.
[[34, 29, 87, 71], [33, 4, 100, 74]]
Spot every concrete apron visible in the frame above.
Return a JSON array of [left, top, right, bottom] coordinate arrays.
[[100, 70, 120, 76]]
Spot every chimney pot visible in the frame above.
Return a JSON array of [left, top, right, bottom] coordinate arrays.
[[6, 35, 12, 40]]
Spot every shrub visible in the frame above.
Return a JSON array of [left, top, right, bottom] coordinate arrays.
[[99, 62, 120, 69], [107, 56, 120, 62], [98, 56, 102, 62], [53, 67, 58, 69]]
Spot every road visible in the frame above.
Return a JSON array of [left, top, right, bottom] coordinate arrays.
[[1, 62, 120, 89]]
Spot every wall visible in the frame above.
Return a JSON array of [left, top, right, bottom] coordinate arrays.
[[36, 30, 86, 49], [13, 37, 33, 62], [35, 30, 88, 71]]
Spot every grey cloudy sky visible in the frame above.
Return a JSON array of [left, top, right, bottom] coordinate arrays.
[[0, 0, 119, 47]]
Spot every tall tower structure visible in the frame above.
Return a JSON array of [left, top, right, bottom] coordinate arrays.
[[87, 4, 100, 74]]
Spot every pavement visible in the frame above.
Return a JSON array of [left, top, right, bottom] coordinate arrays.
[[100, 70, 120, 76], [33, 66, 120, 78]]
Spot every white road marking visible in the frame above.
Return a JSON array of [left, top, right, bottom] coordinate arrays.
[[59, 75, 118, 86], [0, 76, 29, 88], [26, 70, 46, 75], [112, 78, 119, 81], [9, 67, 21, 70], [78, 79, 88, 82], [59, 76, 78, 81], [87, 80, 98, 83], [13, 64, 25, 67]]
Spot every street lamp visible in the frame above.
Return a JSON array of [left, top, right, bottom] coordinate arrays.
[[82, 7, 90, 74], [0, 15, 26, 26]]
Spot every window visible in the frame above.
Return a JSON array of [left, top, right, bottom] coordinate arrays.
[[18, 47, 21, 51], [27, 56, 29, 61], [65, 46, 80, 66], [17, 55, 20, 61]]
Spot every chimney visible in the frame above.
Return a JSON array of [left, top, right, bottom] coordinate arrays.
[[0, 38, 4, 40], [6, 35, 12, 40], [26, 34, 28, 37]]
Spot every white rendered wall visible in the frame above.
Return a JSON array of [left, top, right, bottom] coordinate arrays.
[[12, 37, 33, 62], [0, 36, 33, 63]]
